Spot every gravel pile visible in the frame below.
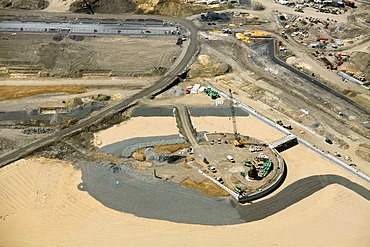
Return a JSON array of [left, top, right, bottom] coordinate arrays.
[[21, 127, 55, 135], [100, 134, 186, 158], [145, 147, 169, 162], [170, 86, 185, 96]]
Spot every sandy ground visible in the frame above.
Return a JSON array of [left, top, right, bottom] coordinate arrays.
[[192, 116, 284, 143], [1, 80, 369, 246], [0, 2, 369, 245], [94, 117, 180, 148], [43, 0, 75, 12], [94, 114, 285, 148], [0, 146, 369, 246]]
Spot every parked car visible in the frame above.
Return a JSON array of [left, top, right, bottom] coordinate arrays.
[[227, 155, 235, 163], [216, 177, 224, 184], [325, 137, 333, 144], [207, 165, 217, 173]]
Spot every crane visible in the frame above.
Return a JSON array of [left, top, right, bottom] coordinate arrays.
[[229, 89, 243, 147]]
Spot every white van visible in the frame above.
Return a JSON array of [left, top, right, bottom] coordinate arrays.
[[227, 155, 235, 163]]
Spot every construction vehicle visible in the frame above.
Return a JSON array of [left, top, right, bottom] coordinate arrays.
[[229, 89, 244, 147], [244, 159, 253, 167], [82, 0, 94, 15], [235, 185, 244, 193]]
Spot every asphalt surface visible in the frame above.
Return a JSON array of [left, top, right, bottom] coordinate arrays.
[[174, 105, 199, 147], [0, 19, 179, 35], [0, 14, 199, 168], [130, 106, 249, 117], [81, 162, 370, 225], [267, 40, 370, 116]]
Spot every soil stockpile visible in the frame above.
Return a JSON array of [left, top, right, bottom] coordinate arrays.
[[350, 51, 370, 79], [0, 0, 48, 9], [187, 54, 230, 79], [70, 0, 135, 14]]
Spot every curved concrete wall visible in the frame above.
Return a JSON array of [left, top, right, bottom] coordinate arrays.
[[238, 148, 287, 203]]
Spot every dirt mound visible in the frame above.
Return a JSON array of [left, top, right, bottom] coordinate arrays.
[[356, 143, 370, 163], [68, 0, 227, 17], [70, 0, 135, 14], [181, 177, 229, 197], [0, 0, 48, 9], [187, 54, 230, 79], [135, 0, 227, 17], [350, 51, 370, 79], [343, 89, 357, 97]]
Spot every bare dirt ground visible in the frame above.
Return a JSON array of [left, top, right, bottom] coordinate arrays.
[[0, 85, 86, 101], [0, 33, 181, 78], [43, 0, 74, 12]]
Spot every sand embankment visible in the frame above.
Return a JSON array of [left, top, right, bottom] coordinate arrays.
[[0, 155, 369, 246], [1, 111, 370, 245]]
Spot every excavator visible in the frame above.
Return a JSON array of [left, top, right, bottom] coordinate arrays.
[[229, 89, 244, 148], [82, 0, 94, 15]]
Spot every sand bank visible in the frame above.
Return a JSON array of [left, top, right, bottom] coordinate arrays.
[[0, 152, 369, 246]]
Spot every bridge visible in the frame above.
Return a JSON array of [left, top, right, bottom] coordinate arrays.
[[270, 135, 298, 152]]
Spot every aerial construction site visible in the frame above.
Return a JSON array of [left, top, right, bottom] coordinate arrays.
[[0, 0, 369, 246]]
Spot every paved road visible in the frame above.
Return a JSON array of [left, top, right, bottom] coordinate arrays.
[[174, 105, 199, 147], [0, 19, 179, 35], [0, 15, 199, 168], [267, 40, 370, 116]]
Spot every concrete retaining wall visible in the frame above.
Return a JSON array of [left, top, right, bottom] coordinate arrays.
[[238, 148, 287, 203]]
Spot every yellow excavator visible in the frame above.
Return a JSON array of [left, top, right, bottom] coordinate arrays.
[[229, 89, 244, 148]]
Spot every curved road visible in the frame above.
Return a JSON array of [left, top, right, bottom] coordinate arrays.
[[267, 40, 370, 116], [0, 15, 199, 168], [174, 105, 199, 147]]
